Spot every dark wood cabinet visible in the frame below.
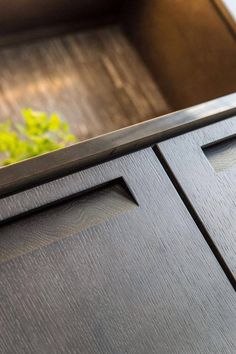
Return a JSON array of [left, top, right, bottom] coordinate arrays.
[[0, 94, 236, 353], [0, 1, 236, 351]]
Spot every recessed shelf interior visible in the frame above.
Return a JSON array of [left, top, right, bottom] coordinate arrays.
[[0, 24, 170, 142], [0, 0, 235, 162]]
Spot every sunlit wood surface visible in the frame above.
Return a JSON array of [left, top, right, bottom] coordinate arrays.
[[0, 26, 169, 140]]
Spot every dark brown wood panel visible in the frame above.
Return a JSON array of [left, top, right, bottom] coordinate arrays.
[[158, 115, 236, 280], [0, 25, 169, 141], [0, 148, 236, 353], [123, 0, 236, 109]]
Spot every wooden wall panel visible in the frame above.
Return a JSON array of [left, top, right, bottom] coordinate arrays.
[[123, 0, 236, 109]]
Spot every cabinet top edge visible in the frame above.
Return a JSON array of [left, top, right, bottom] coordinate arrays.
[[1, 93, 236, 197]]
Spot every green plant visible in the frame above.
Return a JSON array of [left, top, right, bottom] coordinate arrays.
[[0, 109, 76, 166]]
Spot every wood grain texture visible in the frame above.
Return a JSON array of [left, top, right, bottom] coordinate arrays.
[[158, 115, 236, 280], [123, 0, 236, 109], [0, 180, 137, 263], [203, 135, 236, 172], [0, 92, 235, 197], [0, 25, 169, 140], [0, 148, 236, 353]]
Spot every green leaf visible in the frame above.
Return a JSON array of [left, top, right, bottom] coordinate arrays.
[[0, 109, 77, 166]]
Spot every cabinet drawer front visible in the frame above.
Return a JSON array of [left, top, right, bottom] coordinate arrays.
[[0, 148, 236, 353], [158, 115, 236, 281]]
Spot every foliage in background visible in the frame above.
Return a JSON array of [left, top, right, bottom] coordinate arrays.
[[0, 109, 76, 166]]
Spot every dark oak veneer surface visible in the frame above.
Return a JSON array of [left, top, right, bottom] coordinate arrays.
[[0, 149, 236, 353], [158, 115, 236, 281]]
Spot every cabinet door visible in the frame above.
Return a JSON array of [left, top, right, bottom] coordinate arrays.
[[158, 115, 236, 282], [0, 148, 236, 354]]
